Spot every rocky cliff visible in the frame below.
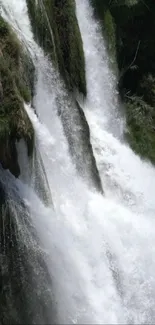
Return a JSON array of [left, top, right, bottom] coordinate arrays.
[[0, 15, 34, 176]]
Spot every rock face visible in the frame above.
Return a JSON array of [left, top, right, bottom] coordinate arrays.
[[27, 0, 103, 192], [27, 0, 87, 96], [92, 0, 155, 164], [0, 15, 34, 177], [59, 96, 103, 192]]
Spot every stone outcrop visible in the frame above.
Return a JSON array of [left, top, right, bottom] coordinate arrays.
[[0, 15, 34, 177], [27, 0, 87, 96]]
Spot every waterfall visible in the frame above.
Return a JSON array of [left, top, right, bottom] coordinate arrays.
[[1, 0, 155, 324], [75, 0, 125, 139], [75, 0, 155, 216]]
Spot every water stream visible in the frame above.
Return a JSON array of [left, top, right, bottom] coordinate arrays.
[[1, 0, 155, 323]]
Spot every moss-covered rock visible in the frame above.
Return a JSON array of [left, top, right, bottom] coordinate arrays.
[[0, 15, 34, 177], [125, 95, 155, 163], [27, 0, 87, 96], [74, 100, 103, 193], [57, 91, 103, 193]]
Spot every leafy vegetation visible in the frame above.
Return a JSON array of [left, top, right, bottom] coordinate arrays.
[[125, 96, 155, 163]]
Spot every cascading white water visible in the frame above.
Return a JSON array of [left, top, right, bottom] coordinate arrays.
[[75, 0, 155, 216], [75, 0, 125, 139], [1, 0, 155, 324]]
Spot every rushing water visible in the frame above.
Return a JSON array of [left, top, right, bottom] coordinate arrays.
[[1, 0, 155, 324]]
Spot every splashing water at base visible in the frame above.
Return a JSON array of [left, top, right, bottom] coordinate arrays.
[[1, 0, 155, 324]]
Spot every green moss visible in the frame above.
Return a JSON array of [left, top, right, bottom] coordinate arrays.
[[0, 116, 10, 138], [138, 74, 155, 107], [27, 0, 87, 95], [27, 0, 55, 60], [0, 17, 9, 37], [0, 15, 34, 176], [125, 96, 155, 163], [14, 52, 34, 102]]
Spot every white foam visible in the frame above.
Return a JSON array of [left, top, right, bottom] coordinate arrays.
[[2, 0, 155, 323]]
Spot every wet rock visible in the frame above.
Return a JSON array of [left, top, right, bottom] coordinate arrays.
[[0, 15, 34, 177], [0, 167, 57, 324]]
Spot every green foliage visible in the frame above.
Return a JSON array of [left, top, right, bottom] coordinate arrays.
[[0, 17, 9, 37], [138, 74, 155, 107], [27, 0, 87, 95], [125, 96, 155, 163], [0, 116, 10, 138]]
